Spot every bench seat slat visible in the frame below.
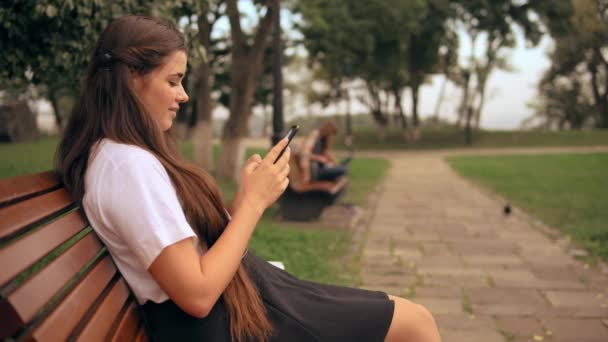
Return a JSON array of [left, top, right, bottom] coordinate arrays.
[[0, 210, 88, 286], [110, 301, 141, 342], [75, 277, 131, 342], [0, 189, 74, 241], [29, 256, 117, 341], [0, 171, 60, 207], [291, 176, 348, 194], [1, 233, 103, 338]]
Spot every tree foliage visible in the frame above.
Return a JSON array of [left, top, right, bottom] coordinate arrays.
[[1, 1, 148, 94], [533, 0, 608, 129], [0, 0, 209, 126]]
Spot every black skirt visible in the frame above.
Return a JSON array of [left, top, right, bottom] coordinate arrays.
[[141, 252, 394, 341]]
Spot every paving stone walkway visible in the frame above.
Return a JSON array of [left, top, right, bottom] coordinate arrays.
[[356, 148, 608, 342]]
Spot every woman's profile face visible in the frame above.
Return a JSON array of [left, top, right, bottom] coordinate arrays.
[[133, 51, 189, 131]]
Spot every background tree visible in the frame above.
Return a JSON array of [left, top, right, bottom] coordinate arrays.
[[297, 0, 425, 139], [217, 0, 277, 180], [450, 0, 554, 142], [0, 1, 152, 130], [190, 0, 225, 172], [525, 75, 595, 129], [538, 0, 608, 129], [405, 0, 455, 140]]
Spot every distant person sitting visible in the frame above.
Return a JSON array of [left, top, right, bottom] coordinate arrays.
[[307, 121, 349, 181]]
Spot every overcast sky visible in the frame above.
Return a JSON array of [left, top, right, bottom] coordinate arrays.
[[423, 26, 553, 129]]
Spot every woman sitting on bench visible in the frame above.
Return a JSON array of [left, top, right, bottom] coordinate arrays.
[[55, 15, 440, 342], [308, 121, 350, 182]]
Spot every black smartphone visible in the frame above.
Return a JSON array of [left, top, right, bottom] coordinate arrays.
[[273, 125, 299, 163]]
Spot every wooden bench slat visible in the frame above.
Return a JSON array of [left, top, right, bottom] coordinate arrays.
[[0, 210, 88, 286], [0, 171, 60, 207], [1, 171, 152, 340], [0, 233, 103, 338], [292, 176, 348, 194], [0, 189, 74, 241], [75, 278, 131, 342], [109, 301, 140, 342], [134, 323, 148, 342], [29, 256, 117, 341]]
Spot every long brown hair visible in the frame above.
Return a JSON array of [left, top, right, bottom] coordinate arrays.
[[55, 15, 272, 342]]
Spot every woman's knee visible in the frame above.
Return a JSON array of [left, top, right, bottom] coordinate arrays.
[[385, 295, 441, 342]]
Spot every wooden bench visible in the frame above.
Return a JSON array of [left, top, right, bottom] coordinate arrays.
[[0, 171, 149, 341], [278, 130, 348, 221]]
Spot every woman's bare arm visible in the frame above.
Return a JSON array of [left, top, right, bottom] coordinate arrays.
[[226, 186, 245, 216], [147, 139, 291, 318], [148, 201, 264, 318]]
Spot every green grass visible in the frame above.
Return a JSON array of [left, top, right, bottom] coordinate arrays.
[[343, 157, 390, 205], [0, 136, 59, 178], [249, 222, 353, 285], [1, 137, 389, 285], [447, 153, 608, 262], [288, 114, 608, 151], [332, 126, 608, 151]]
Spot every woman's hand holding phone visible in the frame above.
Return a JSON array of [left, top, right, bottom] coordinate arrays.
[[239, 138, 291, 213]]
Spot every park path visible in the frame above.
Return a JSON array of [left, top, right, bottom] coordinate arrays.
[[356, 147, 608, 342]]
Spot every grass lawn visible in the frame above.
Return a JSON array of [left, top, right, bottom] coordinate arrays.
[[447, 153, 608, 262], [332, 127, 608, 151], [1, 137, 389, 285]]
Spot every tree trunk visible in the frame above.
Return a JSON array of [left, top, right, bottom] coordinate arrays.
[[218, 136, 246, 181], [603, 62, 608, 129], [48, 89, 63, 133], [432, 75, 448, 125], [589, 55, 608, 129], [191, 7, 215, 171], [217, 69, 257, 179], [192, 121, 214, 171], [218, 0, 275, 180], [393, 88, 407, 130], [192, 61, 214, 171], [366, 83, 388, 138], [465, 107, 473, 145], [473, 72, 489, 129], [457, 71, 471, 127], [344, 87, 353, 150], [410, 83, 421, 141], [372, 114, 387, 140]]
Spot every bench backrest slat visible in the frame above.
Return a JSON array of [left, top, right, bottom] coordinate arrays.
[[0, 171, 61, 207], [2, 232, 104, 337], [0, 210, 88, 285], [29, 256, 117, 341], [110, 301, 142, 342], [0, 189, 74, 241], [75, 278, 132, 342], [0, 172, 149, 341]]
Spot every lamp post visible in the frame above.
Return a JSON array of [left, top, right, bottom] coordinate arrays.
[[271, 0, 284, 145]]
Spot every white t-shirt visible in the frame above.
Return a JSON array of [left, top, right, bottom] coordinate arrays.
[[83, 138, 202, 304]]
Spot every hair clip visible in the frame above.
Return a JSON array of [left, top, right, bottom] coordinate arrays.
[[99, 50, 114, 69]]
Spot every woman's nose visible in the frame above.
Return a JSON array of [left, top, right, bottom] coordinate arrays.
[[178, 87, 189, 103]]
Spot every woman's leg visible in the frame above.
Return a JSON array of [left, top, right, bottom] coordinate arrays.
[[384, 294, 441, 342]]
